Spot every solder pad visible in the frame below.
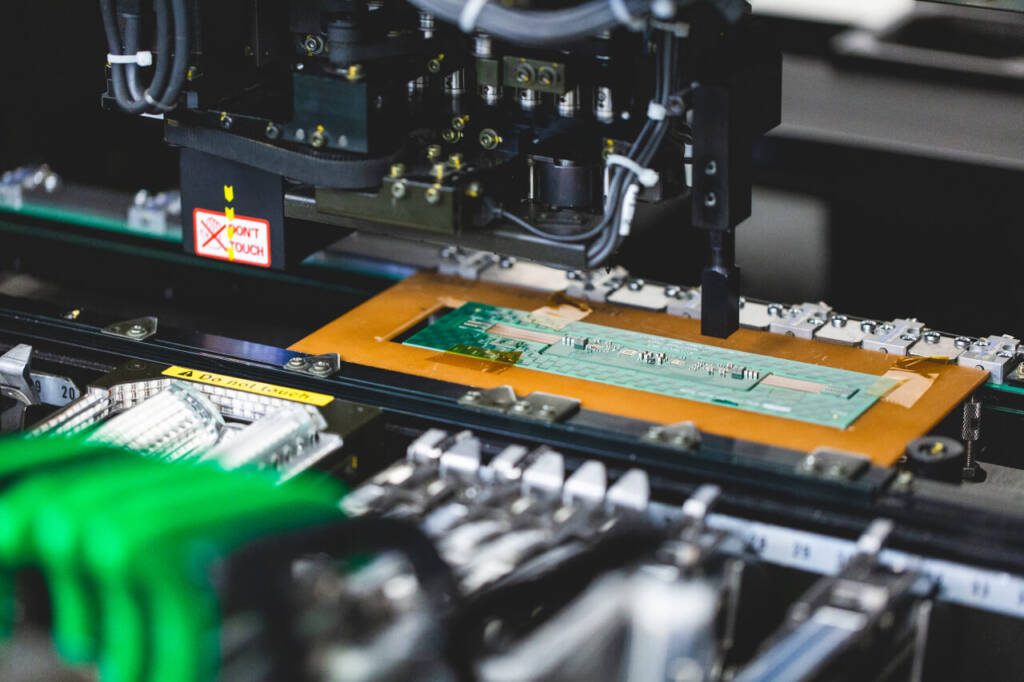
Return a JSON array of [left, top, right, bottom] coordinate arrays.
[[291, 272, 988, 465]]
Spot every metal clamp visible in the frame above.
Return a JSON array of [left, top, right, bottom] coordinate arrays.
[[861, 318, 923, 355], [459, 385, 580, 423], [644, 421, 701, 451], [798, 447, 871, 481], [958, 334, 1020, 383], [101, 316, 158, 341], [768, 302, 832, 340], [284, 353, 341, 378]]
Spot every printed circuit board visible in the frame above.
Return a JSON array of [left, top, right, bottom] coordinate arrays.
[[405, 302, 898, 428]]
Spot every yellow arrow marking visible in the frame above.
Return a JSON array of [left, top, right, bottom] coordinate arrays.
[[225, 206, 235, 222], [227, 248, 235, 261], [227, 225, 235, 239], [224, 185, 235, 203]]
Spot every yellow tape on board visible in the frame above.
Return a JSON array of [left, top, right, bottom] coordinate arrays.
[[162, 366, 335, 406]]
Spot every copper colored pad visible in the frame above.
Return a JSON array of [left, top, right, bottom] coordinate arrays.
[[291, 272, 987, 466]]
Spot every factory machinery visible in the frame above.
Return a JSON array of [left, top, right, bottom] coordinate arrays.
[[1, 0, 1024, 680]]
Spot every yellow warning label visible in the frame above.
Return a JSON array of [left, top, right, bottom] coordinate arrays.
[[162, 366, 335, 407]]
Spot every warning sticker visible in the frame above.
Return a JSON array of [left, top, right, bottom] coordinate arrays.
[[162, 366, 335, 406], [193, 208, 272, 267]]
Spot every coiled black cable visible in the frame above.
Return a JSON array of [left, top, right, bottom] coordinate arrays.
[[100, 0, 189, 115]]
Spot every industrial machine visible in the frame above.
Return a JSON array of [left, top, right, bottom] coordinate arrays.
[[0, 0, 1023, 680]]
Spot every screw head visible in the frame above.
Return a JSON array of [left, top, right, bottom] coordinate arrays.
[[479, 128, 501, 150], [310, 126, 328, 148], [310, 359, 332, 374], [704, 192, 717, 208], [127, 324, 147, 337], [303, 34, 324, 55], [287, 357, 306, 368], [514, 64, 534, 85], [424, 186, 442, 205], [704, 160, 717, 176], [391, 181, 407, 199], [265, 122, 281, 140]]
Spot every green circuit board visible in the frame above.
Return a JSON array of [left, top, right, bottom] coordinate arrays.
[[404, 302, 899, 429]]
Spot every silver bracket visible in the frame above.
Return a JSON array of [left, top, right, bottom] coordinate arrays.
[[437, 247, 496, 280], [815, 315, 870, 347], [665, 287, 702, 319], [958, 334, 1020, 383], [565, 266, 629, 303], [644, 421, 701, 451], [861, 318, 923, 355], [909, 331, 970, 360], [739, 298, 773, 331], [607, 279, 671, 311], [284, 353, 341, 378], [798, 447, 871, 481], [101, 316, 158, 341], [0, 344, 40, 404], [768, 302, 833, 339], [459, 385, 580, 423]]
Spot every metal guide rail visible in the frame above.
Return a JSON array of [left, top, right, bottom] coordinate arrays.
[[440, 249, 1023, 384]]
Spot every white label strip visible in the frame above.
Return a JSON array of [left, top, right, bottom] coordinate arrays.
[[705, 513, 1024, 620]]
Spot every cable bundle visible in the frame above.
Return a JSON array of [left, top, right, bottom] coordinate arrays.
[[494, 30, 679, 269], [99, 0, 190, 115], [407, 0, 746, 46]]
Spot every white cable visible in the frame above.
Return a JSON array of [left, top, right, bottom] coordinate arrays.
[[646, 101, 667, 121], [606, 154, 660, 188], [108, 51, 153, 67], [459, 0, 491, 33], [609, 0, 644, 29], [618, 183, 641, 236]]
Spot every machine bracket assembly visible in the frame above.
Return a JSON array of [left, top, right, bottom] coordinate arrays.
[[0, 344, 40, 405], [458, 385, 580, 423], [644, 421, 702, 451]]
